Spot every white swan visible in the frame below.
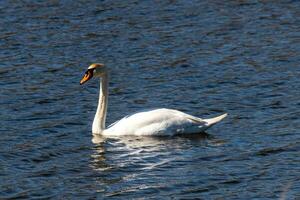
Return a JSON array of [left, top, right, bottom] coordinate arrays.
[[80, 63, 227, 136]]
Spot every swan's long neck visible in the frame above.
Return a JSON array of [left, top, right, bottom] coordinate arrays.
[[92, 73, 108, 134]]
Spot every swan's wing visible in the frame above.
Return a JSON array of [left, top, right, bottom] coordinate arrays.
[[107, 108, 162, 129], [105, 108, 207, 136]]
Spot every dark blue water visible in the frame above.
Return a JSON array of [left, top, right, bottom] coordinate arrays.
[[1, 1, 300, 199]]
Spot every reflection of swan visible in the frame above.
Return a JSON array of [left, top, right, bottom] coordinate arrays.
[[80, 63, 227, 136], [90, 134, 215, 175]]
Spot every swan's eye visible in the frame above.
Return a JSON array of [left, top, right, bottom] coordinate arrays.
[[87, 69, 94, 75], [80, 69, 94, 85]]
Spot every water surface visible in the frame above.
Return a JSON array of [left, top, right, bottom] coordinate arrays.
[[1, 0, 300, 199]]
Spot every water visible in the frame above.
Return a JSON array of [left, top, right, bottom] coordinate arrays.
[[1, 0, 300, 199]]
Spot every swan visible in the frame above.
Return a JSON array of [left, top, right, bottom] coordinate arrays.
[[80, 63, 227, 136]]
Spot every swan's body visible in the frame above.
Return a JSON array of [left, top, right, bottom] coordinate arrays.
[[104, 108, 227, 136], [80, 63, 227, 136]]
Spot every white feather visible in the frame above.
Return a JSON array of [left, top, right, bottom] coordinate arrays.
[[103, 108, 227, 136], [82, 63, 227, 136]]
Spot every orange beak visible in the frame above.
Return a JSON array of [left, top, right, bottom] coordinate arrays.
[[80, 70, 93, 85]]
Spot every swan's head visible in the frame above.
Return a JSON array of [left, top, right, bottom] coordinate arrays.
[[80, 63, 107, 85]]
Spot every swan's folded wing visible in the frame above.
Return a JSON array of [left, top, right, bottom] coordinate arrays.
[[105, 108, 207, 136]]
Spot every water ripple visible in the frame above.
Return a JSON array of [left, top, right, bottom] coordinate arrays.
[[1, 0, 300, 199]]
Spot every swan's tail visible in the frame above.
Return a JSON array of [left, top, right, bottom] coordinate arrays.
[[204, 113, 228, 127]]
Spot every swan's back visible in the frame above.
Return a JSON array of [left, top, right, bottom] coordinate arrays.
[[103, 108, 209, 136]]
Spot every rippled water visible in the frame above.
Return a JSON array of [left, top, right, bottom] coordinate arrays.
[[1, 0, 300, 199]]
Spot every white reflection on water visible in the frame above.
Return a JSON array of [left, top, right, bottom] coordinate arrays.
[[90, 133, 212, 172]]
